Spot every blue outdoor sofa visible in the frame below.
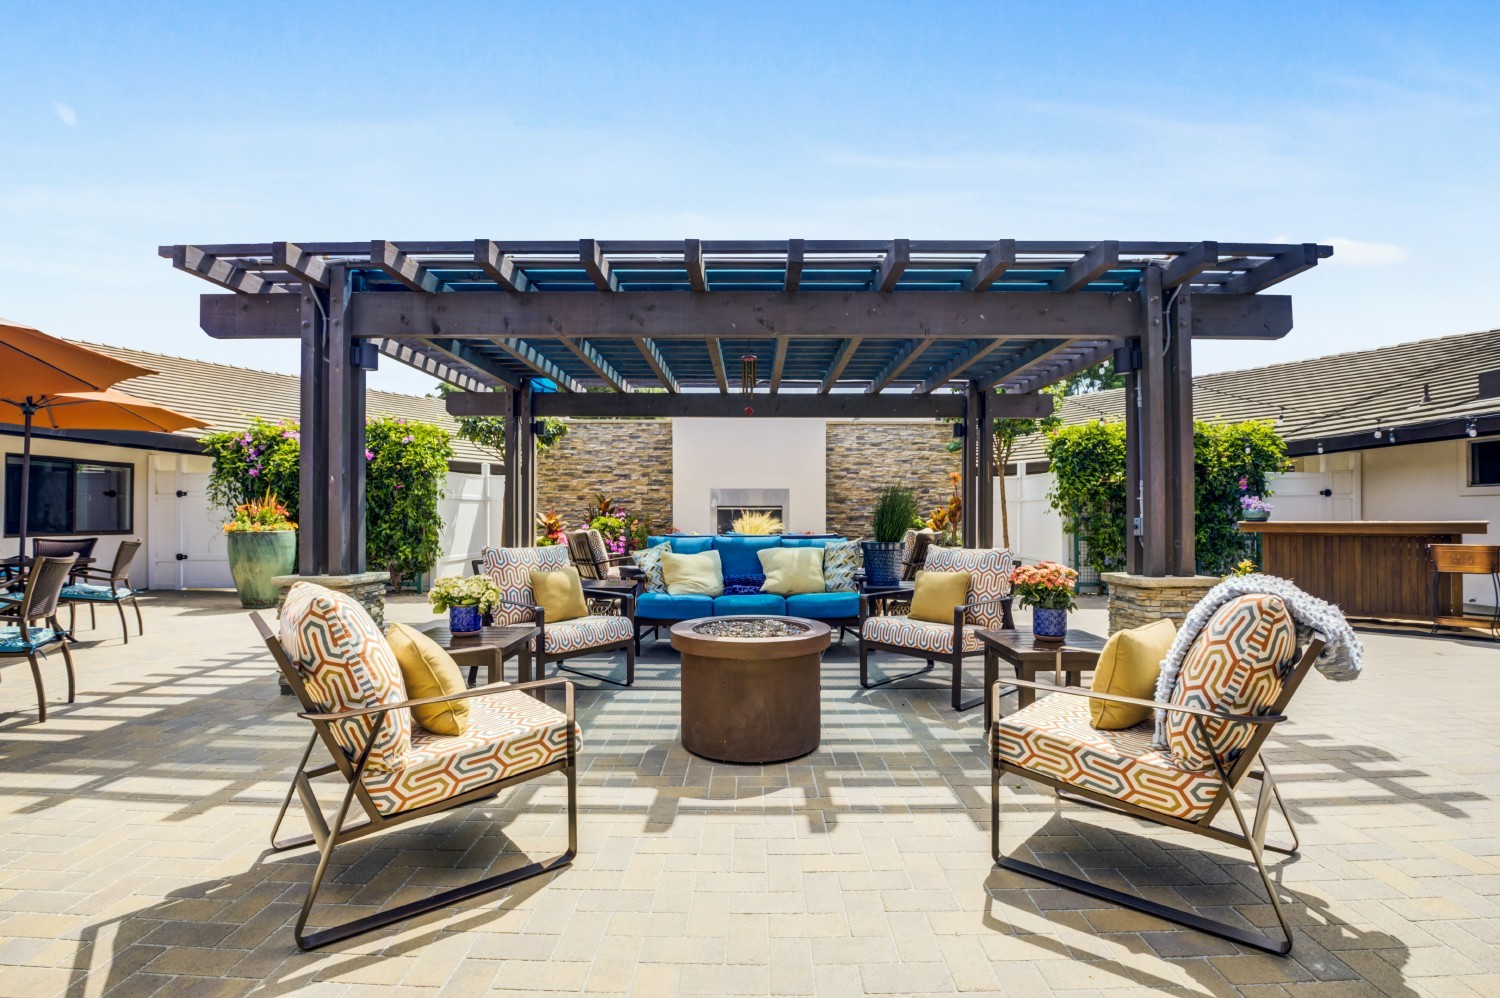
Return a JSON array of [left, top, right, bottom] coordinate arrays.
[[633, 535, 859, 652]]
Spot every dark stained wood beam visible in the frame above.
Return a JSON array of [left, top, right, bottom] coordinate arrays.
[[818, 337, 863, 393], [960, 239, 1016, 292], [1048, 240, 1120, 292], [271, 242, 329, 289], [489, 338, 585, 393], [913, 338, 1010, 394], [785, 238, 803, 292], [685, 239, 707, 292], [875, 239, 910, 292], [560, 339, 631, 392], [1213, 243, 1321, 295], [707, 336, 728, 392], [770, 336, 789, 392], [1162, 241, 1219, 289], [173, 246, 281, 294], [977, 339, 1075, 391], [372, 240, 442, 293], [449, 390, 1053, 420], [865, 339, 930, 393], [1003, 340, 1118, 395], [634, 337, 679, 392], [475, 240, 532, 292], [373, 339, 501, 391], [580, 238, 618, 291]]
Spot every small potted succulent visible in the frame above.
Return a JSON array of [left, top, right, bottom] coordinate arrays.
[[1009, 561, 1079, 642], [223, 491, 297, 609], [1240, 495, 1275, 522], [428, 574, 502, 634], [862, 486, 919, 588]]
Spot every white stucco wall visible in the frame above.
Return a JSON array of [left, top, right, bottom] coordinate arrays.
[[671, 419, 827, 534]]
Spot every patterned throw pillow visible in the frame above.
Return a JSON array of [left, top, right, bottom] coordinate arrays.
[[1165, 593, 1297, 771], [922, 547, 1013, 628], [631, 541, 672, 593], [822, 540, 859, 593], [279, 582, 411, 773]]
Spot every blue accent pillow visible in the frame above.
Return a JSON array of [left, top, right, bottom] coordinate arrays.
[[722, 573, 767, 596]]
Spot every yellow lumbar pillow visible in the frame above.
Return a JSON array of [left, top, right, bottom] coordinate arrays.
[[1090, 617, 1177, 729], [662, 550, 724, 596], [757, 547, 825, 595], [908, 570, 972, 624], [386, 622, 469, 736], [530, 567, 589, 623]]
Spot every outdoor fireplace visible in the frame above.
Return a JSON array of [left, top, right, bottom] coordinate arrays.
[[711, 488, 789, 533]]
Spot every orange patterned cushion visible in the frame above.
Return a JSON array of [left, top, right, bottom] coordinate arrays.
[[361, 690, 579, 815], [922, 547, 1012, 629], [279, 582, 411, 773], [1165, 594, 1297, 771], [993, 694, 1224, 820], [861, 614, 984, 654]]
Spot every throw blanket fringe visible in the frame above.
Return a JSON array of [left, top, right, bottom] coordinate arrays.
[[1152, 574, 1363, 749]]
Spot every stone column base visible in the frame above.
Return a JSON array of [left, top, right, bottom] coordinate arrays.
[[269, 572, 390, 694], [1101, 572, 1220, 634]]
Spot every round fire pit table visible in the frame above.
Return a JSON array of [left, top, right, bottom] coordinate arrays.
[[669, 615, 832, 764]]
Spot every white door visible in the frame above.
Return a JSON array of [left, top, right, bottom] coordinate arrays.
[[1266, 453, 1360, 521], [149, 454, 233, 589]]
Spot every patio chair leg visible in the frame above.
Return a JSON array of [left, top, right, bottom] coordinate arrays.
[[59, 638, 76, 704], [557, 644, 635, 687], [270, 733, 322, 851], [859, 643, 936, 690], [116, 600, 130, 644], [132, 596, 144, 636], [950, 653, 982, 712], [89, 602, 96, 630], [27, 652, 46, 723]]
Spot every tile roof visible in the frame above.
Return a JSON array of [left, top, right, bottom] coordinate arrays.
[[1012, 327, 1500, 463], [74, 341, 502, 463]]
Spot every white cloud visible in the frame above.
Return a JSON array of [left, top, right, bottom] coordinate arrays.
[[1323, 237, 1408, 266], [54, 102, 77, 127]]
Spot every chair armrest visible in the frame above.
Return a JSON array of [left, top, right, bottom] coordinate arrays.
[[959, 596, 1012, 612], [993, 677, 1285, 725], [580, 587, 637, 616], [299, 676, 574, 722]]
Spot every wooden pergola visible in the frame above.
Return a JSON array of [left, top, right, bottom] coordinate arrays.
[[162, 238, 1329, 579]]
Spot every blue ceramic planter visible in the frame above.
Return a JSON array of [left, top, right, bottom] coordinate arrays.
[[861, 541, 904, 589], [449, 604, 483, 633], [1033, 607, 1069, 640]]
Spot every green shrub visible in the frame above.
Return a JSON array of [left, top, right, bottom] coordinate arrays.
[[872, 486, 920, 543]]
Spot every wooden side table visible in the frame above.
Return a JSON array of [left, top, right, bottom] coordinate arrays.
[[977, 629, 1107, 730], [418, 622, 539, 693]]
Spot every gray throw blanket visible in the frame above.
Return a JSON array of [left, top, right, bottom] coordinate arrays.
[[1151, 574, 1363, 749]]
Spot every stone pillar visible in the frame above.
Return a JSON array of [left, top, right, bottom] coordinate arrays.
[[1101, 572, 1219, 634]]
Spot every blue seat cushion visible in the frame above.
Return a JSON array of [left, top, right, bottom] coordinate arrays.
[[713, 537, 782, 577], [636, 592, 713, 621], [0, 626, 60, 653], [779, 536, 846, 548], [712, 594, 786, 616], [60, 583, 134, 601], [785, 592, 860, 620], [648, 535, 714, 555]]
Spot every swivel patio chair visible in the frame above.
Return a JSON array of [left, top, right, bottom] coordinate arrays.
[[990, 592, 1326, 954], [0, 555, 77, 723], [58, 540, 144, 644], [859, 546, 1015, 711], [481, 546, 637, 687], [256, 581, 580, 950]]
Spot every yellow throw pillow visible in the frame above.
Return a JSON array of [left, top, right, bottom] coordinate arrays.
[[386, 622, 469, 736], [1090, 617, 1177, 730], [908, 570, 972, 624], [530, 567, 589, 623], [757, 547, 825, 596], [661, 550, 725, 596]]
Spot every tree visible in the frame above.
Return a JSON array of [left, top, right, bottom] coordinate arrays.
[[1059, 359, 1125, 396], [431, 383, 568, 452]]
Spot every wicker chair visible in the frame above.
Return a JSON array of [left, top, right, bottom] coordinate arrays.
[[58, 540, 144, 643], [0, 555, 78, 722], [990, 592, 1327, 954], [257, 582, 579, 950], [32, 537, 98, 583]]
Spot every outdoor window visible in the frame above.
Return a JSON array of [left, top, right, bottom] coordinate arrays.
[[4, 455, 133, 536], [1469, 440, 1500, 488]]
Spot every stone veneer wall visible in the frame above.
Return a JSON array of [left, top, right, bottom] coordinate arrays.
[[537, 420, 674, 533], [825, 421, 959, 540], [1101, 572, 1220, 634]]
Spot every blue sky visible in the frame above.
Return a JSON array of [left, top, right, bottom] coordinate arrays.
[[3, 2, 1497, 396]]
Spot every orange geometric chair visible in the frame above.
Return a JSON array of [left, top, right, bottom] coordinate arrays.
[[990, 593, 1325, 954]]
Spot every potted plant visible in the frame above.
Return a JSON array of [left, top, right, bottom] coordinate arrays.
[[863, 486, 919, 588], [428, 575, 502, 634], [1240, 495, 1275, 522], [223, 491, 297, 609], [1009, 561, 1079, 642]]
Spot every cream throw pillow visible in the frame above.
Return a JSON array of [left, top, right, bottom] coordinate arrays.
[[757, 547, 825, 595], [662, 550, 725, 596], [1089, 618, 1176, 730], [386, 622, 470, 736], [530, 567, 589, 624]]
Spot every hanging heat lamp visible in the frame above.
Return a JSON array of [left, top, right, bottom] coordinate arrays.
[[741, 354, 757, 414]]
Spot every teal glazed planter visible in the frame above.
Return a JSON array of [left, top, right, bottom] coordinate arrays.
[[1241, 510, 1272, 522], [227, 529, 298, 609]]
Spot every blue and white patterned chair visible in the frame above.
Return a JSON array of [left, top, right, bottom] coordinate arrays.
[[481, 546, 636, 687], [0, 555, 78, 723]]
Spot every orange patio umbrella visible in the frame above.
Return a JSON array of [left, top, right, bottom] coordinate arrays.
[[0, 319, 203, 560]]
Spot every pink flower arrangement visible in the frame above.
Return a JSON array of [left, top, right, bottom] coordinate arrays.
[[1008, 560, 1079, 611]]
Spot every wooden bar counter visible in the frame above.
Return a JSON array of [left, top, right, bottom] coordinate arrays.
[[1238, 520, 1489, 622]]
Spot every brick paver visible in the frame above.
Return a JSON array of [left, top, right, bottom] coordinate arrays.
[[0, 591, 1496, 996]]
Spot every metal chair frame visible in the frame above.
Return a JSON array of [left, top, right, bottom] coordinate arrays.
[[564, 528, 636, 581], [252, 612, 578, 950], [858, 589, 1015, 711], [0, 555, 78, 722], [62, 540, 144, 644], [990, 634, 1326, 954]]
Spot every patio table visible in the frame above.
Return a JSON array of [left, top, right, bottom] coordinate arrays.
[[978, 628, 1107, 730], [417, 621, 539, 694]]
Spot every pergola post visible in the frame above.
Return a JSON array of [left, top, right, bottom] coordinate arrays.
[[518, 385, 537, 546], [323, 265, 367, 574], [961, 386, 976, 546], [297, 288, 328, 574], [501, 390, 522, 546], [973, 381, 994, 548]]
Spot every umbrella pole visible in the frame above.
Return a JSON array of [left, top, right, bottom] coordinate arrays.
[[17, 400, 34, 564]]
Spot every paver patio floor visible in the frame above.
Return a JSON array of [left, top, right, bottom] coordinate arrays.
[[1, 591, 1497, 997]]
